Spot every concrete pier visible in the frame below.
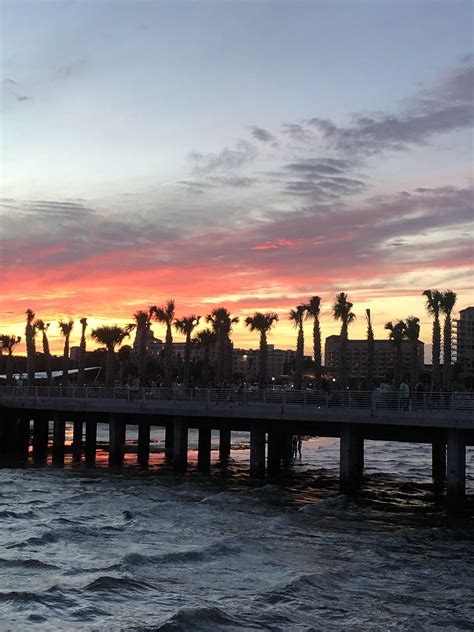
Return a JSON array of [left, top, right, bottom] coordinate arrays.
[[52, 416, 66, 464], [137, 422, 150, 466], [165, 423, 174, 459], [250, 426, 265, 477], [432, 441, 447, 483], [85, 420, 97, 464], [340, 424, 364, 493], [32, 417, 49, 461], [447, 430, 466, 505], [17, 417, 30, 458], [267, 431, 281, 473], [219, 428, 231, 461], [198, 427, 212, 472], [109, 415, 126, 466], [173, 417, 188, 472], [72, 420, 83, 461]]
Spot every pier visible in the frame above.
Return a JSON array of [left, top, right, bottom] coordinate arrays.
[[0, 386, 472, 506]]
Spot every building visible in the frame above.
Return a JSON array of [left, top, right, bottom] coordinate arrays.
[[324, 335, 424, 382], [455, 307, 474, 375]]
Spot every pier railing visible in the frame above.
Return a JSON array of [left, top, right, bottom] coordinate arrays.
[[1, 386, 473, 413]]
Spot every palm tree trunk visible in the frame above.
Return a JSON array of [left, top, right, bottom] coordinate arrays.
[[42, 332, 52, 384], [26, 324, 36, 385], [313, 318, 321, 387], [78, 327, 87, 385], [394, 346, 403, 388], [106, 348, 116, 387], [259, 331, 267, 389], [203, 346, 210, 386], [432, 316, 441, 388], [62, 336, 70, 383], [443, 313, 452, 387], [184, 333, 191, 387], [164, 324, 173, 388], [339, 321, 348, 389], [138, 323, 148, 385], [224, 337, 233, 386], [295, 324, 304, 390]]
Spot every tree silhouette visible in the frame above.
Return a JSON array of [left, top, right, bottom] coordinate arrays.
[[303, 296, 322, 387], [440, 290, 457, 388], [403, 316, 421, 387], [58, 319, 74, 384], [0, 334, 21, 385], [90, 325, 131, 387], [422, 289, 442, 388], [206, 307, 239, 385], [289, 305, 305, 390], [385, 320, 406, 388], [193, 328, 216, 386], [365, 309, 375, 387], [175, 315, 201, 387], [245, 311, 278, 388], [132, 310, 152, 385], [332, 293, 355, 389], [78, 318, 88, 385], [151, 300, 176, 388], [35, 319, 52, 384]]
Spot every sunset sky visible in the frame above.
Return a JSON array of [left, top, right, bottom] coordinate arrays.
[[1, 0, 473, 356]]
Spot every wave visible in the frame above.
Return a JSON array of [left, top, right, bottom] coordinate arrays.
[[7, 531, 59, 549], [84, 576, 155, 592], [153, 606, 250, 631], [0, 557, 58, 569], [121, 540, 240, 570]]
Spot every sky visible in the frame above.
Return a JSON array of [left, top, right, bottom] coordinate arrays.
[[1, 0, 473, 356]]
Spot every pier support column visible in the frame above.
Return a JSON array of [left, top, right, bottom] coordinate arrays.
[[109, 415, 126, 466], [280, 433, 294, 463], [32, 417, 49, 462], [165, 423, 174, 459], [72, 420, 83, 461], [137, 422, 150, 466], [340, 424, 364, 493], [52, 416, 66, 464], [250, 426, 265, 478], [219, 428, 231, 461], [447, 430, 465, 507], [198, 427, 212, 472], [432, 441, 447, 483], [17, 417, 30, 459], [85, 420, 97, 465], [267, 431, 281, 473], [173, 417, 188, 472]]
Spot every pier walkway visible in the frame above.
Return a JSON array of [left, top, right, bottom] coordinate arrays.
[[1, 387, 472, 506]]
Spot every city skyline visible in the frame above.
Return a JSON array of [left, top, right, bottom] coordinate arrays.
[[1, 1, 473, 354]]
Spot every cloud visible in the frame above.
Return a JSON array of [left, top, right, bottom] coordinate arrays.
[[189, 140, 257, 174], [307, 64, 474, 155], [281, 123, 314, 143], [250, 126, 276, 143]]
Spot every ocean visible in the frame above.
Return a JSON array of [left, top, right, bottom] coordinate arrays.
[[0, 426, 473, 631]]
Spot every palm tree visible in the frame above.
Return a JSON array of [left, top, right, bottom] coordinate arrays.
[[90, 325, 131, 387], [151, 300, 176, 387], [132, 310, 152, 385], [332, 293, 356, 389], [58, 319, 74, 383], [403, 316, 421, 387], [365, 309, 375, 387], [1, 335, 21, 385], [206, 307, 239, 385], [385, 320, 406, 388], [245, 312, 279, 388], [193, 328, 216, 386], [303, 296, 322, 387], [77, 318, 88, 385], [440, 290, 457, 388], [422, 289, 442, 388], [35, 319, 52, 384], [289, 305, 305, 390], [175, 315, 201, 387], [25, 309, 37, 385]]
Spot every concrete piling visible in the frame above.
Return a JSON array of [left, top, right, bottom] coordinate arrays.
[[432, 441, 447, 483], [72, 420, 83, 461], [198, 427, 212, 472], [32, 417, 49, 462], [173, 417, 188, 472], [165, 423, 174, 459], [85, 420, 97, 464], [109, 415, 126, 466], [137, 422, 150, 466], [52, 416, 66, 464], [219, 428, 231, 461], [447, 430, 466, 506], [267, 431, 281, 473], [340, 423, 364, 493], [250, 426, 265, 477]]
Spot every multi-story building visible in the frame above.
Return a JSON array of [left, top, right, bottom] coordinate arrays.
[[324, 335, 424, 382], [455, 307, 474, 375]]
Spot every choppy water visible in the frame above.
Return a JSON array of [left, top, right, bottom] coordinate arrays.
[[0, 427, 473, 631]]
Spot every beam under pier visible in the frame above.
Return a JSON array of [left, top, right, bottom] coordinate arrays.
[[85, 420, 97, 464], [447, 430, 465, 507], [32, 416, 49, 462], [340, 423, 364, 493], [250, 426, 265, 478], [219, 428, 231, 461], [137, 422, 150, 466], [267, 431, 281, 473], [52, 415, 66, 464], [198, 427, 212, 472], [109, 414, 126, 466], [432, 441, 447, 483], [173, 417, 188, 472]]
